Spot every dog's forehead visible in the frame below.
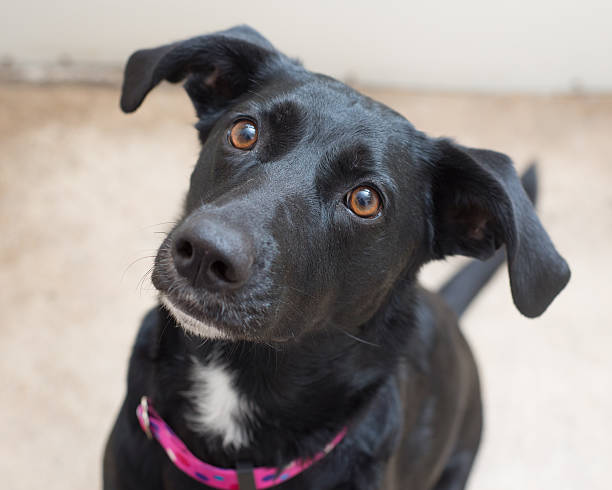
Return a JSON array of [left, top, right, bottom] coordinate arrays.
[[230, 73, 414, 183], [253, 73, 401, 139]]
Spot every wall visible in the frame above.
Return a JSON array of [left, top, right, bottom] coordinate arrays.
[[2, 0, 611, 92]]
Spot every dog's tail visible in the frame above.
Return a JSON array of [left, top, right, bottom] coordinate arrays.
[[438, 164, 538, 318]]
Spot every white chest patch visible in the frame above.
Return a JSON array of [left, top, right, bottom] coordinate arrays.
[[184, 356, 255, 449]]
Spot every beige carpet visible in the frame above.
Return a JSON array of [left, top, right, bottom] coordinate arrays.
[[1, 83, 610, 490]]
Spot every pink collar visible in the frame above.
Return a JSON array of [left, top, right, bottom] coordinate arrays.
[[136, 396, 347, 489]]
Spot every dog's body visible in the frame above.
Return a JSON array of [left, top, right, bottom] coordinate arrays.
[[104, 287, 479, 490], [104, 26, 569, 490]]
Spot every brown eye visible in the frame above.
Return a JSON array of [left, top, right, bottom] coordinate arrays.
[[347, 186, 382, 218], [229, 119, 258, 150]]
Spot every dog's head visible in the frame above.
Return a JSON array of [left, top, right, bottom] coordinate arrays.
[[121, 26, 570, 342]]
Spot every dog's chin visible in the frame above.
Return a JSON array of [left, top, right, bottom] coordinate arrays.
[[160, 295, 230, 340], [159, 294, 296, 344]]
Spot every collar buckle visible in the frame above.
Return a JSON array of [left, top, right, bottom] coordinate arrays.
[[139, 396, 153, 440]]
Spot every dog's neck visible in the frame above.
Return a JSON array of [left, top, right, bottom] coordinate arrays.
[[151, 284, 418, 471]]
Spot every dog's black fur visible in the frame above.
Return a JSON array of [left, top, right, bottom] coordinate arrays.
[[103, 26, 570, 490]]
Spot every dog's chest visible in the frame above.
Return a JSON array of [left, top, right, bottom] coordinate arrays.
[[183, 356, 256, 449]]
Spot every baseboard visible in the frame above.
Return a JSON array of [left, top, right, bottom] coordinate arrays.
[[0, 61, 123, 85]]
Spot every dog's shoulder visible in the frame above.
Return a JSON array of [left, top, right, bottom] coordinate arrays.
[[402, 285, 479, 415], [416, 286, 469, 351], [384, 287, 480, 489], [397, 286, 462, 374]]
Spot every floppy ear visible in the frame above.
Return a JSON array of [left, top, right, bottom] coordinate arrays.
[[430, 139, 570, 317], [120, 25, 282, 116]]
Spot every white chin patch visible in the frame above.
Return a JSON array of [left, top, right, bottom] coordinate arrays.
[[160, 295, 227, 340]]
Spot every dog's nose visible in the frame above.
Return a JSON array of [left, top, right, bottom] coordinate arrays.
[[171, 218, 254, 291]]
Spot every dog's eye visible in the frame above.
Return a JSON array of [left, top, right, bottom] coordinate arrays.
[[346, 186, 382, 218], [229, 119, 258, 150]]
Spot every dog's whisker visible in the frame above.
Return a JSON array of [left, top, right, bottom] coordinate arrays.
[[142, 221, 178, 230], [137, 266, 155, 294], [327, 323, 381, 348], [196, 337, 210, 348], [121, 255, 156, 283]]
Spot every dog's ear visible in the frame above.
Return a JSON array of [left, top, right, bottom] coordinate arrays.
[[430, 139, 570, 317], [120, 25, 281, 116]]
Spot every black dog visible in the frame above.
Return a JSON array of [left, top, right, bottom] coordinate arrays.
[[103, 26, 570, 490]]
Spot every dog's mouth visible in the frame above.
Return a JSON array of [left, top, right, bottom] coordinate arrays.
[[157, 286, 261, 340], [159, 293, 297, 343], [159, 294, 231, 340]]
